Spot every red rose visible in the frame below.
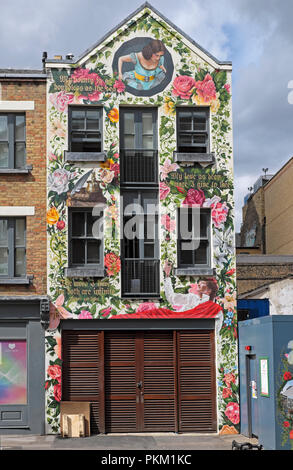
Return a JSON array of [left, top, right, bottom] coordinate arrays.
[[222, 387, 232, 399], [56, 220, 65, 231], [104, 252, 121, 276], [53, 384, 62, 402], [110, 162, 120, 178], [224, 402, 240, 425], [47, 364, 62, 383], [182, 188, 205, 207], [172, 75, 196, 100], [194, 73, 217, 102], [284, 372, 292, 381], [283, 421, 290, 428], [290, 430, 293, 439]]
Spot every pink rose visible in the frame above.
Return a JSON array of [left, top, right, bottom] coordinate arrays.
[[53, 384, 62, 402], [182, 188, 205, 206], [47, 365, 61, 382], [114, 80, 126, 93], [224, 83, 230, 93], [211, 201, 229, 228], [161, 214, 176, 232], [172, 75, 196, 99], [137, 302, 156, 313], [49, 91, 74, 112], [78, 310, 92, 319], [87, 91, 101, 101], [224, 402, 240, 425], [194, 74, 217, 102], [160, 182, 171, 200], [110, 162, 120, 178]]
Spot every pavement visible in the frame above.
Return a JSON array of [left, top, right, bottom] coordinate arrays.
[[0, 432, 260, 451]]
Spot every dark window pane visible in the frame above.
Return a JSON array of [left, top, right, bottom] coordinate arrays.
[[72, 212, 85, 237], [71, 118, 85, 130], [15, 219, 25, 246], [15, 248, 25, 277], [193, 116, 206, 131], [0, 116, 8, 140], [179, 113, 192, 131], [195, 241, 208, 264], [15, 115, 25, 140], [71, 239, 85, 264], [144, 244, 154, 258], [0, 143, 9, 168], [15, 143, 25, 168], [87, 240, 100, 264], [0, 247, 8, 275]]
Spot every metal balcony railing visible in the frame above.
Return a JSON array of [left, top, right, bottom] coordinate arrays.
[[121, 259, 160, 297], [120, 149, 158, 185]]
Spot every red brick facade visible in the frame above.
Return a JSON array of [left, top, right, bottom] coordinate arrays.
[[0, 76, 47, 295]]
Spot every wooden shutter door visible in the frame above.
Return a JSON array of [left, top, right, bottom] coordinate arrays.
[[177, 330, 216, 432], [62, 330, 101, 433], [142, 331, 176, 431], [104, 331, 137, 432]]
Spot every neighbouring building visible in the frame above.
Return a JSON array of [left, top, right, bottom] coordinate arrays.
[[45, 2, 238, 435], [0, 68, 48, 434]]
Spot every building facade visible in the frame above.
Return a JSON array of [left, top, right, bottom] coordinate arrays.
[[0, 69, 48, 434], [45, 3, 238, 435]]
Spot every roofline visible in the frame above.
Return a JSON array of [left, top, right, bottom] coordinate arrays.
[[45, 2, 232, 69], [263, 156, 293, 191], [238, 275, 293, 299], [0, 73, 46, 80]]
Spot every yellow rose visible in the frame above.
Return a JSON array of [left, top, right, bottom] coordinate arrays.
[[100, 158, 114, 169], [192, 93, 206, 106], [47, 207, 59, 225], [108, 108, 119, 123], [210, 97, 220, 113], [163, 98, 175, 116]]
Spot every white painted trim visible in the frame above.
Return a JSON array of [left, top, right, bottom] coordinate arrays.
[[0, 101, 35, 111], [0, 206, 35, 216]]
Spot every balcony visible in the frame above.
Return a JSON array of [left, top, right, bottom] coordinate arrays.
[[120, 149, 158, 186], [121, 259, 160, 298]]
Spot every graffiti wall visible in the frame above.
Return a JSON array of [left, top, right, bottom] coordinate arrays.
[[45, 6, 238, 434]]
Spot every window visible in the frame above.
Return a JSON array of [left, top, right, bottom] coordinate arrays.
[[120, 108, 158, 184], [68, 209, 103, 268], [177, 208, 211, 269], [121, 189, 160, 297], [0, 218, 26, 278], [0, 114, 26, 168], [177, 108, 209, 154], [69, 107, 102, 152]]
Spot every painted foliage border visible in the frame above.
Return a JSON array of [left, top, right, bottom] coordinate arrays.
[[45, 8, 238, 434]]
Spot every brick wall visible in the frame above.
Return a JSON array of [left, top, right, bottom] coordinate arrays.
[[0, 78, 47, 295]]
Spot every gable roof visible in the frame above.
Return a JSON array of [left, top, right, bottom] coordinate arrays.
[[46, 2, 232, 69]]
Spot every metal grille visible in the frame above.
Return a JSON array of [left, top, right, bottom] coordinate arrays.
[[121, 259, 160, 297], [120, 149, 158, 185]]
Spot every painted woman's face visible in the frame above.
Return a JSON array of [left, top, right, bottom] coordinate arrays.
[[151, 51, 164, 61], [198, 281, 210, 297]]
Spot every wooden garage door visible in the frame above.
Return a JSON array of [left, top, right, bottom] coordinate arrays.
[[62, 329, 216, 433]]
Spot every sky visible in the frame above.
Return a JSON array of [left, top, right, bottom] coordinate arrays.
[[1, 0, 293, 231]]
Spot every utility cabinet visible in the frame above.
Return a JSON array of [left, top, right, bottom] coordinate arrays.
[[239, 315, 293, 450]]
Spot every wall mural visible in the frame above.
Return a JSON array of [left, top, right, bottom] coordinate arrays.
[[277, 340, 293, 449], [45, 8, 238, 435]]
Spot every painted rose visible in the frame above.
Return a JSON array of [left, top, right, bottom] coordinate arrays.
[[49, 91, 74, 112], [71, 68, 106, 89], [47, 364, 62, 383], [211, 201, 229, 228], [283, 421, 290, 428], [159, 182, 171, 200], [224, 372, 236, 387], [104, 252, 121, 276], [54, 335, 62, 359], [53, 384, 62, 402], [87, 91, 101, 102], [160, 158, 179, 180], [78, 310, 92, 319], [110, 162, 120, 178], [194, 73, 217, 102], [100, 168, 115, 184], [163, 97, 175, 116], [284, 372, 292, 381], [161, 214, 176, 232], [222, 387, 233, 399], [47, 207, 59, 225], [114, 80, 126, 93], [224, 83, 231, 93], [48, 168, 73, 195], [224, 402, 240, 425], [137, 302, 157, 313], [108, 107, 119, 123], [56, 220, 65, 231], [182, 188, 205, 207], [172, 75, 196, 99]]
